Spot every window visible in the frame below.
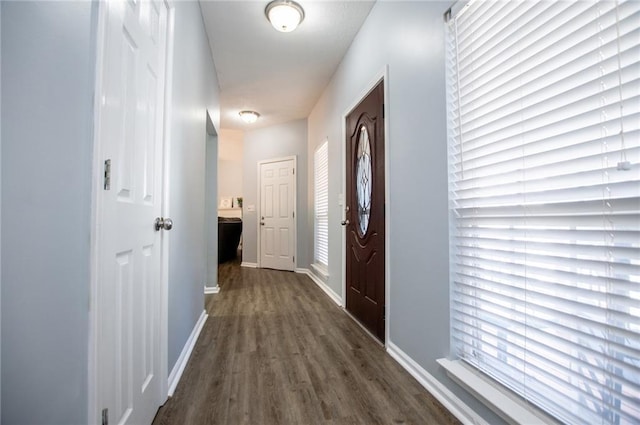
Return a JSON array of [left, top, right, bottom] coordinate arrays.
[[314, 140, 329, 268], [445, 1, 639, 424]]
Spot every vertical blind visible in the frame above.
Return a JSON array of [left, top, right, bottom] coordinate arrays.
[[314, 141, 329, 267], [445, 1, 640, 424]]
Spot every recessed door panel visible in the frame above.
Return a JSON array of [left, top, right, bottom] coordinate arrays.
[[140, 245, 154, 392], [117, 28, 138, 202], [264, 185, 274, 218], [279, 184, 289, 218], [115, 250, 133, 425], [279, 228, 290, 257], [142, 66, 157, 204], [265, 228, 275, 256]]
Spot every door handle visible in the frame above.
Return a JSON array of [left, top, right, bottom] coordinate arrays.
[[155, 217, 173, 231], [260, 222, 265, 226], [341, 219, 350, 226]]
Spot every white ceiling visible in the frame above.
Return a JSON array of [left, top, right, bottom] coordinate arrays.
[[199, 0, 375, 130]]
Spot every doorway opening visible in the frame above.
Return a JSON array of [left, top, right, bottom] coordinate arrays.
[[205, 111, 219, 294], [215, 129, 244, 286]]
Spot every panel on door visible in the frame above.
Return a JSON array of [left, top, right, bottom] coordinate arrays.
[[345, 81, 385, 342], [260, 159, 296, 271], [97, 1, 169, 424]]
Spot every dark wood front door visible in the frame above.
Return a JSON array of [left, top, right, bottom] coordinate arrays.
[[345, 80, 385, 342]]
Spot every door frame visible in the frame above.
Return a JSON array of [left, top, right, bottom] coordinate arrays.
[[87, 1, 175, 423], [256, 155, 297, 270], [341, 66, 390, 346]]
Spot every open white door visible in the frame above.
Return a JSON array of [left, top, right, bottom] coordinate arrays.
[[258, 157, 296, 271], [92, 1, 171, 424]]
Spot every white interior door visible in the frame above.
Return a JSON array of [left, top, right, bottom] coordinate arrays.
[[96, 1, 170, 424], [259, 158, 296, 271]]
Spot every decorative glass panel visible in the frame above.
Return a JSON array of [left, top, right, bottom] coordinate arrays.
[[356, 125, 372, 236]]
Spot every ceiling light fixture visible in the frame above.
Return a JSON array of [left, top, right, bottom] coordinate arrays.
[[265, 0, 305, 33], [239, 110, 260, 124]]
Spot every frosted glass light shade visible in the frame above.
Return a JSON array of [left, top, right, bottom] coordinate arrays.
[[239, 110, 260, 124], [265, 0, 304, 33]]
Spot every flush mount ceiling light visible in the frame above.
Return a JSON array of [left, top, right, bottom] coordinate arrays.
[[239, 110, 260, 124], [265, 0, 305, 33]]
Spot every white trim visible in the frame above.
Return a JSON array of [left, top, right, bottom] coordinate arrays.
[[256, 155, 297, 271], [437, 359, 559, 425], [297, 268, 343, 306], [159, 1, 175, 405], [387, 342, 489, 425], [241, 262, 258, 268], [87, 2, 108, 422], [341, 66, 390, 345], [310, 262, 329, 280], [167, 310, 208, 397], [204, 285, 220, 294]]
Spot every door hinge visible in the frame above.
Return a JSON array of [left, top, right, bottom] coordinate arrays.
[[293, 168, 295, 175], [382, 104, 385, 119], [103, 159, 111, 190], [383, 306, 386, 321], [292, 211, 295, 218], [101, 408, 108, 425], [293, 256, 295, 263]]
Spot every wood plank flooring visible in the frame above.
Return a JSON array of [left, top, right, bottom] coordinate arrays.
[[153, 258, 460, 425]]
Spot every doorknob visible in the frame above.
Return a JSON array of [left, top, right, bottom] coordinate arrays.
[[155, 217, 173, 231], [341, 219, 350, 226], [260, 222, 265, 226]]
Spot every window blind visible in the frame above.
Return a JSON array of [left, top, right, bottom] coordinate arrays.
[[314, 141, 329, 267], [445, 1, 640, 424]]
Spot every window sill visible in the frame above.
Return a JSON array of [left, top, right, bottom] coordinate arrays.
[[437, 358, 560, 425], [310, 263, 329, 281]]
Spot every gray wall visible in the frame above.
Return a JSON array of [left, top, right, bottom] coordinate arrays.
[[0, 4, 3, 419], [0, 2, 97, 423], [242, 119, 309, 268], [167, 1, 221, 369], [307, 2, 503, 423]]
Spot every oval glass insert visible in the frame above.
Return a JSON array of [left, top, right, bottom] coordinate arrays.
[[356, 125, 372, 236]]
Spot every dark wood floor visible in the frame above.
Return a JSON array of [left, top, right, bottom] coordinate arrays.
[[153, 256, 460, 425]]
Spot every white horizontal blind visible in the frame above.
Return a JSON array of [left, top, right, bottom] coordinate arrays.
[[314, 141, 329, 267], [445, 1, 640, 424]]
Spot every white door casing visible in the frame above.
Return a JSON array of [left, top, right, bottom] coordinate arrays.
[[91, 1, 171, 424], [258, 157, 296, 271]]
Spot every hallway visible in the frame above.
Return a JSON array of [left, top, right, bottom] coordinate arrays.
[[153, 261, 460, 425]]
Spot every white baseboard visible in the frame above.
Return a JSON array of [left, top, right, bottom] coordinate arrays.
[[241, 262, 257, 268], [167, 310, 207, 397], [297, 268, 342, 306], [386, 341, 489, 425], [204, 285, 219, 294]]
